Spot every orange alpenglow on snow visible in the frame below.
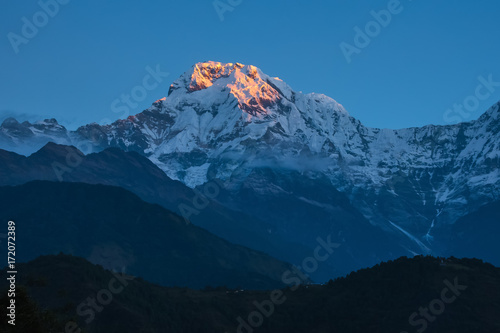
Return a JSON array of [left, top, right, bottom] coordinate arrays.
[[187, 61, 281, 116], [154, 97, 167, 103]]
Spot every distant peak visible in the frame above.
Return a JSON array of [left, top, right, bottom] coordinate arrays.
[[34, 142, 83, 157], [1, 117, 62, 128], [168, 61, 288, 116], [1, 117, 19, 126]]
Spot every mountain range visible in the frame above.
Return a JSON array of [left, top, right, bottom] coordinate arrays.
[[0, 142, 401, 281], [1, 61, 499, 279]]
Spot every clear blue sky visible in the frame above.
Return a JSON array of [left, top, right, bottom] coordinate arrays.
[[1, 0, 500, 130]]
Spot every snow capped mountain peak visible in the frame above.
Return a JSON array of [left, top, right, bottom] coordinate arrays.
[[187, 61, 243, 93], [167, 61, 301, 118], [2, 62, 499, 250], [134, 62, 356, 169], [0, 117, 70, 156]]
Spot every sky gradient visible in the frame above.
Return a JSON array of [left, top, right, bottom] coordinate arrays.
[[2, 0, 500, 130]]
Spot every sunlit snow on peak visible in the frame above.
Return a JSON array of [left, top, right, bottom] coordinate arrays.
[[179, 61, 282, 117], [154, 97, 167, 103]]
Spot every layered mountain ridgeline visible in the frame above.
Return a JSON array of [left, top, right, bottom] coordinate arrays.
[[434, 200, 500, 266], [0, 181, 301, 290], [0, 142, 309, 270], [1, 61, 499, 276], [1, 254, 499, 333], [0, 143, 404, 281]]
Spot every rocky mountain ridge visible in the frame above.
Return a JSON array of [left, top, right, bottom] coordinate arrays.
[[1, 61, 499, 255]]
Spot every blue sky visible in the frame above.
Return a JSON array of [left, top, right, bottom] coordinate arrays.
[[1, 0, 500, 130]]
